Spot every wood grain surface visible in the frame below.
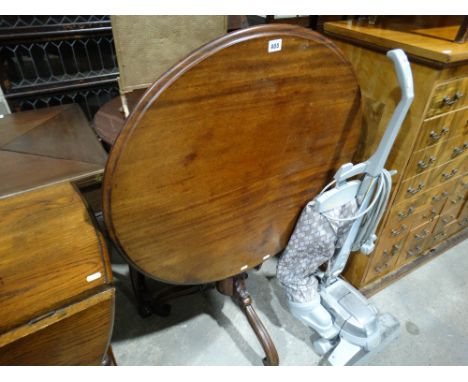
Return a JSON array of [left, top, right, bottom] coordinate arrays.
[[0, 287, 114, 365], [0, 182, 112, 333], [103, 25, 362, 284], [324, 21, 468, 65], [0, 104, 107, 199]]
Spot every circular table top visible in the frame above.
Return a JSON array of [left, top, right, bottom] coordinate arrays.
[[103, 24, 362, 285]]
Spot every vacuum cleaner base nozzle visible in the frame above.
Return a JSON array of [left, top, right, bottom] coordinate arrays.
[[318, 313, 400, 366]]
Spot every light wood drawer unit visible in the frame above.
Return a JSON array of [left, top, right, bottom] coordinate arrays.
[[325, 20, 468, 289]]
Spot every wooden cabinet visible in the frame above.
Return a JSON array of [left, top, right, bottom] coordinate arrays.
[[0, 182, 114, 365], [324, 20, 468, 289]]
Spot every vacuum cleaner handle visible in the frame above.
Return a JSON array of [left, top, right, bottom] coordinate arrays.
[[387, 49, 414, 101], [365, 49, 414, 177]]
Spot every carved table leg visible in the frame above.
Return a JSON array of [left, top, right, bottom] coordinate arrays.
[[217, 274, 279, 366]]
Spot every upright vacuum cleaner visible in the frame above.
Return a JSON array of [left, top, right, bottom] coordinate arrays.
[[277, 49, 414, 365]]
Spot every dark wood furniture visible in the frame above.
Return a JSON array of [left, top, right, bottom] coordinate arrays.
[[0, 182, 115, 365], [323, 20, 468, 291], [0, 104, 114, 365], [103, 24, 363, 365]]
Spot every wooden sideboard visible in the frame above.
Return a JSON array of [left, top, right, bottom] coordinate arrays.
[[324, 20, 468, 290], [0, 105, 114, 365]]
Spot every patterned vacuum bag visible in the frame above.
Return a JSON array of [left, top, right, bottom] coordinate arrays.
[[276, 199, 358, 303]]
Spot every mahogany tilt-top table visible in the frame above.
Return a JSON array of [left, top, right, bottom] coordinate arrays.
[[102, 24, 363, 365]]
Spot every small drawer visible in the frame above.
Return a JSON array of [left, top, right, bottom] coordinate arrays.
[[380, 221, 410, 241], [428, 156, 465, 187], [426, 184, 452, 211], [443, 193, 465, 215], [433, 210, 459, 236], [386, 195, 428, 229], [425, 77, 468, 118], [405, 144, 441, 177], [396, 219, 437, 267], [415, 106, 468, 151], [434, 134, 468, 165], [410, 205, 440, 228], [441, 140, 468, 163], [396, 170, 432, 203], [406, 136, 467, 179], [364, 238, 405, 284]]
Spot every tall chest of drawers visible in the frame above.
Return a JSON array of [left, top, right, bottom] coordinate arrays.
[[324, 21, 468, 289]]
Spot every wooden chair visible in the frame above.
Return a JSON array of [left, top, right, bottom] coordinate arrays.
[[102, 24, 362, 365]]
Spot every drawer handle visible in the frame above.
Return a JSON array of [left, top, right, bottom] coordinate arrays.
[[442, 91, 463, 106], [407, 245, 422, 257], [451, 195, 464, 204], [430, 127, 449, 141], [442, 168, 458, 180], [391, 244, 401, 255], [434, 232, 446, 240], [391, 225, 408, 237], [451, 143, 468, 158], [432, 191, 449, 202], [417, 156, 436, 170], [415, 229, 430, 239], [398, 206, 414, 219], [422, 208, 437, 220], [375, 262, 390, 273], [407, 183, 424, 195], [442, 216, 455, 224]]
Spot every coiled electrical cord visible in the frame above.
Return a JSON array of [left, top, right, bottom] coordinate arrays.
[[319, 168, 393, 252]]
